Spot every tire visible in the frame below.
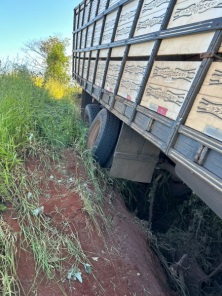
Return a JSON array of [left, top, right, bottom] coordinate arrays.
[[84, 104, 101, 127], [169, 179, 192, 197], [87, 108, 121, 167], [81, 90, 92, 118]]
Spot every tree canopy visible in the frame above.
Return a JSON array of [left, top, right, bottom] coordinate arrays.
[[23, 36, 70, 83]]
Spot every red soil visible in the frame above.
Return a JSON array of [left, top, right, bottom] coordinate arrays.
[[3, 149, 174, 296]]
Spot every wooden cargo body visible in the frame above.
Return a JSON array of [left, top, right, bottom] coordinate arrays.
[[73, 0, 222, 217]]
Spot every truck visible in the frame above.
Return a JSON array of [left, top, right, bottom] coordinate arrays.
[[72, 0, 222, 219]]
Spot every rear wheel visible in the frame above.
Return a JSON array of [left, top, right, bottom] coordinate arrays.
[[81, 90, 92, 118], [84, 104, 101, 127], [87, 108, 121, 167]]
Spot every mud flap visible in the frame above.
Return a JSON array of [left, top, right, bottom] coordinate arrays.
[[110, 124, 160, 183]]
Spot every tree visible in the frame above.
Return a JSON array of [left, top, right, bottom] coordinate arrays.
[[43, 37, 70, 83], [23, 36, 70, 83]]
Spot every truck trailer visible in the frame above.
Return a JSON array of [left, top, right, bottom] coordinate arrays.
[[72, 0, 222, 218]]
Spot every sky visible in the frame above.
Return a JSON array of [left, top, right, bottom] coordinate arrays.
[[0, 0, 82, 61]]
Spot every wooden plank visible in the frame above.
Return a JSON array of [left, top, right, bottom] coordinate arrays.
[[219, 43, 222, 53], [168, 0, 222, 29], [76, 32, 81, 49], [185, 94, 222, 142], [91, 50, 97, 58], [81, 29, 87, 48], [141, 83, 187, 120], [79, 7, 84, 27], [104, 61, 121, 92], [79, 59, 83, 76], [158, 32, 214, 55], [93, 19, 103, 46], [115, 0, 138, 41], [89, 0, 98, 20], [88, 60, 96, 82], [185, 62, 222, 141], [104, 11, 117, 31], [102, 11, 118, 44], [83, 60, 89, 79], [115, 24, 132, 41], [93, 36, 100, 46], [78, 59, 82, 76], [101, 31, 113, 44], [85, 52, 90, 58], [98, 0, 108, 15], [198, 62, 222, 98], [95, 61, 106, 87], [134, 0, 170, 37], [111, 46, 126, 57], [99, 49, 109, 58], [83, 1, 90, 25], [128, 41, 155, 56], [75, 10, 79, 30], [118, 0, 138, 26], [148, 61, 201, 91], [140, 61, 201, 120], [118, 61, 147, 102], [86, 25, 93, 47]]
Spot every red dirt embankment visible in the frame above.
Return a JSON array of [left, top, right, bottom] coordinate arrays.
[[4, 149, 173, 296]]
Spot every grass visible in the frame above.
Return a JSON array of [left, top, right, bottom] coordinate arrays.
[[0, 62, 99, 295], [0, 59, 116, 295], [0, 218, 19, 295]]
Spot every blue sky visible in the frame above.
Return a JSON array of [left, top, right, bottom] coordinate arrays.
[[0, 0, 81, 60]]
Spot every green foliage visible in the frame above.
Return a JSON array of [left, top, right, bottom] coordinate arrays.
[[34, 95, 86, 148], [42, 36, 70, 83], [0, 219, 19, 295], [0, 203, 7, 212], [0, 62, 86, 294], [0, 67, 35, 199], [23, 36, 70, 83], [0, 63, 81, 201]]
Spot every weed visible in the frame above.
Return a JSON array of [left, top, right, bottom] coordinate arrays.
[[0, 219, 20, 295], [0, 60, 131, 295], [0, 61, 91, 294]]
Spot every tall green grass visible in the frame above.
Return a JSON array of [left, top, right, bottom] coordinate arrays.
[[0, 65, 85, 165], [0, 64, 88, 295], [0, 62, 112, 295]]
